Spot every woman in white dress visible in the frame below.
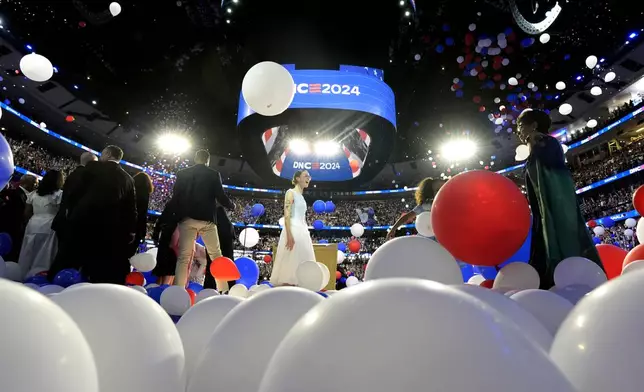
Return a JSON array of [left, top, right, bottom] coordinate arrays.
[[18, 169, 64, 279], [270, 170, 316, 286]]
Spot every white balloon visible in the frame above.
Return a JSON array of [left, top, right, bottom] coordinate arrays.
[[494, 262, 540, 290], [196, 288, 219, 302], [4, 261, 22, 281], [365, 236, 461, 284], [241, 62, 295, 116], [586, 119, 598, 128], [527, 82, 535, 89], [177, 296, 243, 381], [453, 284, 553, 350], [259, 279, 576, 392], [278, 217, 285, 227], [0, 280, 99, 392], [160, 286, 192, 316], [637, 218, 644, 241], [229, 284, 249, 298], [109, 2, 122, 16], [468, 23, 476, 31], [52, 284, 185, 392], [558, 103, 573, 115], [511, 289, 573, 336], [414, 211, 434, 237], [508, 77, 518, 86], [515, 144, 530, 161], [19, 53, 54, 83], [346, 276, 360, 287], [550, 284, 593, 305], [336, 250, 346, 264], [467, 274, 485, 285], [130, 252, 156, 272], [239, 227, 260, 248], [604, 71, 616, 82], [553, 257, 607, 289], [590, 86, 602, 96], [561, 144, 569, 155], [550, 269, 644, 392], [188, 287, 322, 392], [494, 97, 501, 104], [456, 56, 465, 64], [146, 247, 159, 258], [555, 81, 566, 90], [317, 262, 330, 289], [585, 55, 598, 69], [593, 226, 605, 236], [624, 228, 634, 237], [625, 218, 637, 228], [295, 261, 326, 291], [414, 54, 421, 61], [350, 223, 365, 237], [539, 33, 550, 43], [38, 284, 64, 295], [249, 284, 271, 296], [622, 260, 644, 275], [502, 58, 510, 66]]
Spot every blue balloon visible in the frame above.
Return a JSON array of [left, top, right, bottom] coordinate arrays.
[[234, 257, 260, 288], [312, 200, 326, 214], [481, 47, 488, 55], [455, 90, 464, 98], [520, 38, 535, 47], [324, 201, 336, 213], [170, 315, 182, 324], [53, 269, 82, 288], [0, 232, 12, 256], [313, 220, 324, 230], [459, 262, 474, 283], [260, 281, 274, 287], [318, 239, 329, 244], [148, 285, 169, 304], [442, 23, 450, 32], [593, 236, 601, 245], [316, 291, 329, 298], [338, 242, 347, 252], [24, 274, 49, 286], [142, 270, 157, 285], [435, 44, 444, 53], [603, 217, 615, 228], [445, 37, 455, 46], [504, 27, 513, 36], [187, 282, 204, 293], [339, 277, 347, 284], [473, 265, 498, 280], [196, 236, 205, 246], [0, 133, 14, 190], [251, 203, 265, 217]]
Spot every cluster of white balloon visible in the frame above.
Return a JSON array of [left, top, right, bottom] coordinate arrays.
[[557, 55, 617, 117]]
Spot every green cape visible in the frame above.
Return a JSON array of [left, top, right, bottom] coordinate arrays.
[[525, 135, 603, 288]]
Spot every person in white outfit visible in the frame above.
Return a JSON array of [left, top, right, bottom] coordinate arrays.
[[18, 169, 64, 278], [270, 170, 316, 286]]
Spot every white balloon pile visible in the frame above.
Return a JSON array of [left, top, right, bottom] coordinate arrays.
[[20, 53, 54, 83], [241, 61, 295, 116]]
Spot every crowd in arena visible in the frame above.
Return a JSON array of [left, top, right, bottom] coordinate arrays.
[[566, 99, 639, 145], [3, 127, 643, 258]]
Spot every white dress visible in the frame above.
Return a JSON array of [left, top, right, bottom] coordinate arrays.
[[18, 190, 62, 278], [270, 189, 316, 285]]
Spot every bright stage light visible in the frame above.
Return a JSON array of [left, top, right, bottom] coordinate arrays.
[[440, 139, 477, 162], [289, 139, 310, 155], [157, 133, 191, 155], [314, 140, 340, 156]]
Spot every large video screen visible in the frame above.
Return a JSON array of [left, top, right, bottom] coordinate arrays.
[[263, 126, 371, 182]]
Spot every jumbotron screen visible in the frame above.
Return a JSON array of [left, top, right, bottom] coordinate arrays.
[[263, 126, 371, 182]]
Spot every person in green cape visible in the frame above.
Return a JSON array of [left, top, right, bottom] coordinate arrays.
[[517, 109, 603, 288]]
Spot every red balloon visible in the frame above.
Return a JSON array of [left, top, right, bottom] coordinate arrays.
[[480, 279, 494, 289], [587, 220, 597, 228], [79, 21, 86, 28], [633, 185, 644, 215], [348, 239, 361, 253], [65, 115, 75, 122], [335, 271, 342, 280], [493, 74, 502, 82], [186, 289, 196, 305], [263, 255, 272, 263], [596, 244, 628, 279], [478, 106, 486, 112], [477, 73, 487, 81], [210, 256, 240, 280], [473, 96, 481, 103], [623, 244, 644, 271], [431, 171, 531, 266], [125, 272, 145, 286]]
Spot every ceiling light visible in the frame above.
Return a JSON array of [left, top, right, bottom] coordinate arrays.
[[157, 133, 191, 155], [288, 139, 310, 155], [440, 139, 477, 162], [314, 140, 340, 156]]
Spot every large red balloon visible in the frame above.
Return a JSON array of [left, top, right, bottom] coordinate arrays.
[[431, 170, 531, 266], [622, 244, 644, 271], [348, 239, 361, 253], [209, 256, 240, 280], [633, 185, 644, 215], [596, 244, 627, 279]]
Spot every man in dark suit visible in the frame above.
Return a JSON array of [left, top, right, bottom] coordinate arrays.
[[0, 174, 38, 261], [203, 205, 237, 291], [49, 152, 97, 279], [68, 145, 137, 284], [170, 149, 234, 287]]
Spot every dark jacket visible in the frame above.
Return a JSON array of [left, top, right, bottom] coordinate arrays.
[[52, 164, 89, 233], [170, 164, 233, 223]]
